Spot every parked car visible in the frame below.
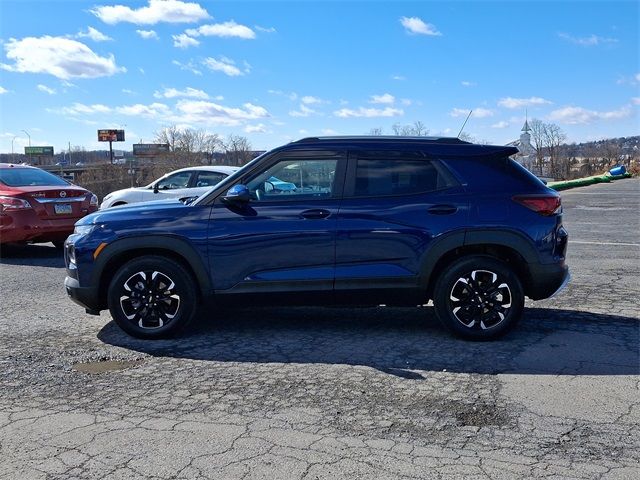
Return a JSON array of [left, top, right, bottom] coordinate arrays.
[[0, 163, 98, 248], [64, 136, 569, 340], [100, 166, 239, 209]]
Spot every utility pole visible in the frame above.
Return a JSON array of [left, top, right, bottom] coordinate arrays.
[[21, 130, 31, 165]]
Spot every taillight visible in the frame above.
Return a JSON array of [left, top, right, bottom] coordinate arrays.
[[89, 194, 98, 207], [0, 196, 33, 212], [512, 194, 561, 216]]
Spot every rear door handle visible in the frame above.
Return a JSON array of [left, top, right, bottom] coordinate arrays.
[[300, 209, 331, 219], [427, 205, 458, 215]]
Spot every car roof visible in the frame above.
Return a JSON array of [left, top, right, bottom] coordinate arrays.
[[0, 163, 37, 169], [289, 136, 519, 158], [169, 165, 240, 174]]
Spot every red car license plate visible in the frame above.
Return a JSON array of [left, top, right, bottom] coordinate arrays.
[[54, 203, 73, 215]]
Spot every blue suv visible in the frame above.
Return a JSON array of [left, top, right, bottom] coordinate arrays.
[[64, 136, 569, 340]]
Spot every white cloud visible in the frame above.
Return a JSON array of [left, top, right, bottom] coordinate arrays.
[[632, 97, 640, 105], [122, 88, 136, 94], [450, 108, 494, 118], [91, 0, 209, 25], [498, 96, 553, 109], [245, 123, 267, 133], [268, 89, 298, 101], [392, 75, 406, 81], [322, 129, 338, 135], [57, 103, 112, 115], [548, 105, 632, 124], [76, 26, 112, 42], [154, 86, 208, 99], [185, 21, 256, 39], [172, 33, 199, 48], [400, 99, 412, 106], [202, 56, 246, 76], [37, 84, 56, 95], [400, 16, 441, 36], [173, 59, 202, 76], [301, 95, 324, 105], [558, 32, 618, 46], [255, 26, 276, 33], [370, 93, 395, 104], [334, 107, 403, 118], [116, 102, 171, 118], [491, 121, 510, 129], [289, 104, 317, 117], [461, 81, 476, 87], [173, 99, 269, 126], [0, 86, 9, 94], [136, 29, 159, 40], [1, 36, 124, 79]]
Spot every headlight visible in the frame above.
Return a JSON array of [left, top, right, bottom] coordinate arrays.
[[89, 194, 99, 207], [74, 225, 95, 236]]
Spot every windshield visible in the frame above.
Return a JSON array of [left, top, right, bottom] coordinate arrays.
[[0, 168, 69, 187]]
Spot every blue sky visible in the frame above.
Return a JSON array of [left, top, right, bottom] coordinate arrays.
[[0, 0, 638, 154]]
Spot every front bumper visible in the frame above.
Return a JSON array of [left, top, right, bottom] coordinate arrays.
[[64, 275, 102, 314]]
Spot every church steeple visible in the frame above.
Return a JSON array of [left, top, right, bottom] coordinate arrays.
[[521, 110, 530, 132]]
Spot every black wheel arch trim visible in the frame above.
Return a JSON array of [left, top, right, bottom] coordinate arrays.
[[92, 235, 212, 296], [419, 228, 540, 289]]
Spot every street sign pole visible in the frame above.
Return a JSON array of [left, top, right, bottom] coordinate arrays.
[[109, 140, 114, 164]]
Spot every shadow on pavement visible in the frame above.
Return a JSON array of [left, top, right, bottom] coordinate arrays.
[[98, 306, 639, 378], [0, 243, 64, 268]]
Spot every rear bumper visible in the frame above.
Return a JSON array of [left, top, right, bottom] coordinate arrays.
[[0, 209, 93, 244], [64, 275, 102, 314], [526, 261, 570, 300]]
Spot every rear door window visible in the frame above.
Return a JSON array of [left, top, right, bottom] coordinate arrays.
[[350, 157, 458, 197]]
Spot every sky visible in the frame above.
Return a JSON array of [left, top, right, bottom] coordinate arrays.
[[0, 0, 638, 155]]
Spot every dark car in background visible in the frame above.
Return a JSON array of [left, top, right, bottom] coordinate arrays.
[[0, 163, 98, 248], [64, 136, 569, 340]]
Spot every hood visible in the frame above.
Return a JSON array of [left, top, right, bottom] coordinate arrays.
[[77, 198, 186, 226]]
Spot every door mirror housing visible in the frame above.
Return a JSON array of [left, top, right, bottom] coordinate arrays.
[[153, 183, 159, 194], [223, 184, 251, 204]]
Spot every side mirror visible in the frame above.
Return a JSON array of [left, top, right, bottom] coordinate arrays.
[[153, 184, 159, 194], [223, 184, 251, 204]]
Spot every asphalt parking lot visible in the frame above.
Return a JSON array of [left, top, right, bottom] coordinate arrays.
[[1, 178, 638, 479]]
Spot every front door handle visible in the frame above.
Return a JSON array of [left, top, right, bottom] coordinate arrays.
[[300, 209, 331, 219], [428, 204, 458, 215]]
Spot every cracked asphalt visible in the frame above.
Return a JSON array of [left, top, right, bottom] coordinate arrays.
[[1, 178, 638, 479]]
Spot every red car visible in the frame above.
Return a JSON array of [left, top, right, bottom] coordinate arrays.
[[0, 163, 98, 248]]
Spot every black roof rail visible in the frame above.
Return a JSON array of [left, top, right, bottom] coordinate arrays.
[[294, 135, 472, 145]]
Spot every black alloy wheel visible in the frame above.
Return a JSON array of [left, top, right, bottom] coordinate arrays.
[[107, 255, 198, 339], [433, 256, 524, 340]]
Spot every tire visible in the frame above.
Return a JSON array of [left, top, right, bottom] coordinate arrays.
[[433, 256, 524, 340], [107, 255, 198, 339]]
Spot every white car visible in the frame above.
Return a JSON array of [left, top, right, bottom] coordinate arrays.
[[100, 166, 239, 209]]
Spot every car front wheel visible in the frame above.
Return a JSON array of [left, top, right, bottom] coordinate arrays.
[[433, 256, 524, 340], [107, 255, 198, 339]]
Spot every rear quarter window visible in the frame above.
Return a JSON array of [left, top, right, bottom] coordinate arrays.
[[441, 156, 547, 191]]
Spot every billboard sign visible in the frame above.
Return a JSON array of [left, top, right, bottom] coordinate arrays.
[[25, 146, 54, 156], [133, 143, 170, 157], [98, 129, 125, 142]]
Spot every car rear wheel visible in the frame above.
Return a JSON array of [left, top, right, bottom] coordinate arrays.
[[107, 255, 198, 339], [433, 256, 524, 340]]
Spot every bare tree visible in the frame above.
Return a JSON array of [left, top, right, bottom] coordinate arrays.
[[542, 123, 567, 178], [369, 127, 384, 136], [223, 135, 253, 166], [528, 119, 546, 174], [376, 121, 430, 137]]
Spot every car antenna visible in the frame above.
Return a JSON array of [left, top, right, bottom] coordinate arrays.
[[457, 110, 473, 138]]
